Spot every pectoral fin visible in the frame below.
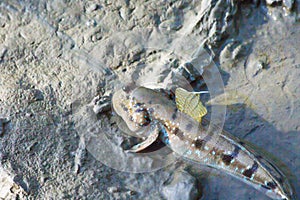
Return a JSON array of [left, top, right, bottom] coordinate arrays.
[[175, 88, 207, 122], [126, 124, 159, 153]]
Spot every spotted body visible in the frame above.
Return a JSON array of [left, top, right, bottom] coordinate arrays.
[[112, 86, 294, 200]]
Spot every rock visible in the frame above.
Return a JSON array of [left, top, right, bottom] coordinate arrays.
[[86, 19, 97, 27], [219, 40, 249, 70], [0, 118, 10, 136], [28, 89, 44, 102], [175, 63, 200, 83], [0, 125, 3, 137], [25, 113, 32, 117], [266, 0, 282, 5], [266, 0, 294, 10], [73, 137, 86, 174], [91, 95, 111, 114], [107, 186, 118, 193], [0, 46, 7, 62], [283, 0, 294, 10], [0, 168, 27, 199], [246, 54, 269, 77], [161, 171, 200, 200], [86, 4, 98, 13], [119, 7, 130, 21]]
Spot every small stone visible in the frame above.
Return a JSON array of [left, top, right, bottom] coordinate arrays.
[[283, 0, 294, 10], [161, 171, 200, 200], [0, 168, 27, 199], [232, 44, 248, 60], [0, 20, 5, 28], [0, 118, 10, 136], [73, 138, 86, 174], [0, 125, 3, 136], [0, 46, 7, 61], [92, 96, 111, 114], [120, 7, 130, 21], [25, 113, 32, 117], [86, 19, 97, 27], [86, 4, 98, 13], [266, 0, 282, 6], [252, 56, 268, 76], [107, 186, 118, 193], [29, 89, 44, 102], [126, 190, 136, 196], [91, 31, 102, 42]]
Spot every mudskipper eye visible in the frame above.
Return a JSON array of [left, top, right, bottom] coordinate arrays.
[[132, 107, 151, 126], [122, 86, 130, 92]]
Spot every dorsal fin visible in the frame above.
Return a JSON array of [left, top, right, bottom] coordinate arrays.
[[175, 88, 207, 122]]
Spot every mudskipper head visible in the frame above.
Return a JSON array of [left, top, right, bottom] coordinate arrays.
[[112, 86, 152, 134]]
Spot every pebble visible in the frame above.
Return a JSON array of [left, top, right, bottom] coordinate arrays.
[[266, 0, 281, 5], [92, 96, 111, 114], [107, 186, 118, 193], [86, 4, 98, 13], [86, 19, 97, 27], [0, 46, 7, 61], [25, 113, 32, 117], [0, 118, 10, 136], [283, 0, 294, 10], [29, 89, 44, 102], [161, 171, 200, 200], [265, 0, 294, 10]]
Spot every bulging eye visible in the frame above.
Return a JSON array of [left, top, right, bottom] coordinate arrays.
[[122, 86, 130, 92], [132, 107, 151, 126]]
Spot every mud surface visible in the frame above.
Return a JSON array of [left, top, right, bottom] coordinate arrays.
[[0, 1, 300, 200]]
